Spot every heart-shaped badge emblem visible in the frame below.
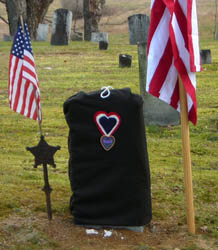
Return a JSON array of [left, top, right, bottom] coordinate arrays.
[[94, 111, 121, 151], [94, 111, 121, 136], [100, 135, 115, 151]]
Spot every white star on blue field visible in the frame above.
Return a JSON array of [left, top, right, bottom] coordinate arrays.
[[11, 23, 33, 59]]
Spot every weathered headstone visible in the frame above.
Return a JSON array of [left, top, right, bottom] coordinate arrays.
[[200, 49, 212, 64], [50, 9, 72, 46], [119, 54, 132, 67], [128, 14, 180, 126], [3, 34, 13, 41], [99, 41, 108, 50], [71, 32, 83, 41], [36, 24, 49, 41], [128, 14, 150, 45], [91, 32, 108, 43]]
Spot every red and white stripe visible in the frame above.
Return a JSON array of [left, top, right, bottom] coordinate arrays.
[[9, 50, 41, 121], [146, 0, 201, 125]]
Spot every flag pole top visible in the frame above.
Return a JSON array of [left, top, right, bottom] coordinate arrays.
[[16, 1, 25, 33]]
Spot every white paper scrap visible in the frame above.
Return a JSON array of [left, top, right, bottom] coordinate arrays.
[[104, 230, 112, 238], [86, 229, 99, 235]]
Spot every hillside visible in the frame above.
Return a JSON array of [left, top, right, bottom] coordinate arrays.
[[0, 0, 217, 39]]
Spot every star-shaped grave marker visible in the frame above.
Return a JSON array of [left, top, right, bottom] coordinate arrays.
[[26, 136, 61, 220]]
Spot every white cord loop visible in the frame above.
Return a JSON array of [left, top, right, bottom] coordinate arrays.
[[100, 86, 113, 99]]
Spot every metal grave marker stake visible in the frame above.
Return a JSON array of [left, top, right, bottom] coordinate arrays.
[[26, 136, 61, 220]]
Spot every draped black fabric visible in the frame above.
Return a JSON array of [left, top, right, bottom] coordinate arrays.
[[63, 88, 152, 226]]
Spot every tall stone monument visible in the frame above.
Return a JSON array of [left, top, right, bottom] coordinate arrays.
[[128, 14, 180, 126], [50, 9, 72, 46]]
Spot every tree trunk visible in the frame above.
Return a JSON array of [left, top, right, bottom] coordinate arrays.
[[26, 0, 54, 39], [6, 0, 26, 36], [6, 0, 54, 39], [83, 0, 105, 41], [83, 0, 91, 41]]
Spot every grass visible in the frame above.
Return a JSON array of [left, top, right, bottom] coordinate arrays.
[[0, 1, 218, 249], [0, 33, 218, 249]]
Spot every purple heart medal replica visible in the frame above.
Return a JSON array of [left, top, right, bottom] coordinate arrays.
[[94, 87, 121, 151]]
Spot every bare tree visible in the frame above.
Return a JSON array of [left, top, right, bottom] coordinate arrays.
[[83, 0, 105, 41], [62, 0, 83, 18], [5, 0, 54, 39], [25, 0, 54, 39], [5, 0, 26, 36]]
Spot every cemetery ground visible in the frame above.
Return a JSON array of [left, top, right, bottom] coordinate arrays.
[[0, 1, 218, 249], [0, 34, 218, 250]]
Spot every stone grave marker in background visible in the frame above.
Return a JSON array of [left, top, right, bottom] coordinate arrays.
[[91, 32, 108, 43], [128, 14, 149, 45], [128, 14, 180, 126], [99, 41, 108, 50], [37, 24, 49, 41], [50, 9, 72, 46], [71, 32, 83, 41], [119, 54, 132, 67], [200, 49, 212, 64], [3, 34, 13, 41]]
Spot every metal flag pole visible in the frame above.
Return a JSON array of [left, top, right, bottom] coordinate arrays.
[[19, 14, 43, 137], [17, 0, 42, 136], [178, 77, 195, 234], [17, 4, 61, 220], [34, 90, 43, 137]]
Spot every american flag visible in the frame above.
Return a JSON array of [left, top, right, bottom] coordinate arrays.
[[9, 22, 41, 121], [146, 0, 201, 125]]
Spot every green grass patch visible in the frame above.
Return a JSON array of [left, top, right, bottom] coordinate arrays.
[[0, 32, 218, 249]]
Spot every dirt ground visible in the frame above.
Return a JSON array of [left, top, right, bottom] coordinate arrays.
[[0, 211, 217, 250]]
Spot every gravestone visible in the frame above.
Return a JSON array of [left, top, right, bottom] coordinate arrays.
[[128, 14, 180, 126], [64, 88, 152, 232], [99, 41, 108, 50], [128, 14, 150, 45], [91, 32, 108, 43], [50, 9, 72, 46], [36, 24, 49, 41], [119, 54, 132, 67], [200, 49, 212, 64], [3, 34, 13, 41], [71, 32, 83, 41]]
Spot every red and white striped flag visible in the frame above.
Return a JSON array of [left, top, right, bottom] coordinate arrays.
[[146, 0, 201, 125], [9, 22, 42, 121]]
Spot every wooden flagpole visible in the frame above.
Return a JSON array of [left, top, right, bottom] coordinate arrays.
[[178, 77, 195, 234]]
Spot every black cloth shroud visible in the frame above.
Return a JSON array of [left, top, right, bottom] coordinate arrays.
[[63, 88, 152, 226]]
